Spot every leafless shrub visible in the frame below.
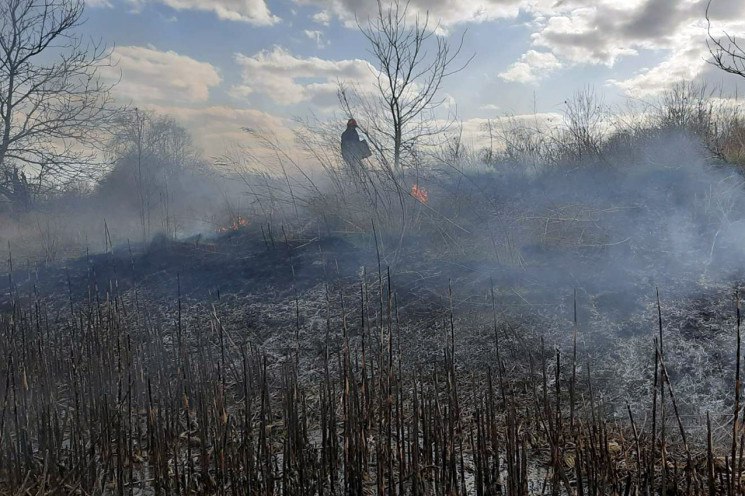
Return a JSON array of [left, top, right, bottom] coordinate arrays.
[[554, 87, 608, 164], [480, 114, 554, 171], [610, 82, 745, 167]]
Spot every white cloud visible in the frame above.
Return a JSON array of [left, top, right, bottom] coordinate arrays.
[[490, 0, 745, 95], [304, 29, 328, 48], [499, 50, 562, 84], [297, 0, 745, 97], [128, 0, 279, 24], [291, 0, 745, 98], [105, 46, 222, 104], [87, 0, 113, 7], [296, 0, 522, 29], [606, 13, 745, 95], [526, 0, 698, 66], [125, 0, 146, 13], [300, 0, 733, 95], [147, 105, 288, 157], [481, 104, 501, 112], [458, 112, 563, 150], [608, 28, 708, 96], [312, 10, 331, 25], [230, 46, 377, 108]]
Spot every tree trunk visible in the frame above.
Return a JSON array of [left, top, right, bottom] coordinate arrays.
[[394, 128, 402, 172]]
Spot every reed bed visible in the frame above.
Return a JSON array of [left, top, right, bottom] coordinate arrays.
[[0, 260, 742, 495]]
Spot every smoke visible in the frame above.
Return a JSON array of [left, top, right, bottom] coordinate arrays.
[[255, 125, 744, 428], [396, 128, 745, 425], [2, 104, 745, 430], [416, 128, 745, 282], [0, 161, 254, 263]]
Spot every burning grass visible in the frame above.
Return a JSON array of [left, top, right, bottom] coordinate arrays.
[[216, 216, 249, 233], [411, 184, 428, 203]]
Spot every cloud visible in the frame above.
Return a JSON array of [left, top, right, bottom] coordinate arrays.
[[104, 45, 222, 104], [146, 105, 288, 157], [529, 0, 696, 66], [299, 0, 739, 95], [605, 10, 745, 95], [230, 46, 377, 108], [127, 0, 279, 24], [290, 0, 745, 98], [457, 112, 563, 149], [312, 10, 331, 25], [296, 0, 522, 29], [489, 0, 745, 95], [608, 28, 709, 96], [499, 50, 562, 84], [304, 29, 329, 48]]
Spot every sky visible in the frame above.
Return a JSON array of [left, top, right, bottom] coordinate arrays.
[[81, 0, 745, 158]]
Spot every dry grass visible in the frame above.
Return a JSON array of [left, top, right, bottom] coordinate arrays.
[[0, 256, 743, 495]]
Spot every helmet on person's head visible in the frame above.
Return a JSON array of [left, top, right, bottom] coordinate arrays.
[[347, 118, 357, 127]]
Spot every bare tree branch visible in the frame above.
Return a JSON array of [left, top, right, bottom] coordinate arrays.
[[0, 0, 119, 206], [345, 0, 472, 173], [706, 0, 745, 79]]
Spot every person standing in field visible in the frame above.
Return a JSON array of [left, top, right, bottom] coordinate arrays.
[[341, 118, 370, 173]]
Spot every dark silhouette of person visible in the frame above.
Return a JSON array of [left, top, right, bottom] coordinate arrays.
[[341, 118, 368, 172]]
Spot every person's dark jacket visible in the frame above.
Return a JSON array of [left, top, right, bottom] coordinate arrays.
[[341, 126, 363, 162]]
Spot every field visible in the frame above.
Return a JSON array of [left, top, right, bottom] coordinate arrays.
[[5, 0, 745, 493], [1, 212, 744, 495]]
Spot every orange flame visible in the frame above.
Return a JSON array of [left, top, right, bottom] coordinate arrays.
[[217, 216, 248, 232], [411, 184, 428, 203]]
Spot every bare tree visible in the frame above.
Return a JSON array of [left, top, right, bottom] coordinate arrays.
[[0, 0, 117, 207], [706, 1, 745, 79], [103, 108, 197, 241], [340, 0, 472, 173]]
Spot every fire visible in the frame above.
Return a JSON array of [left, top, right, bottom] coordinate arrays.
[[411, 184, 428, 203], [217, 216, 248, 232]]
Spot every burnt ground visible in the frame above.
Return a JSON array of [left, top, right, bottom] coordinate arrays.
[[0, 225, 742, 444], [0, 229, 365, 308]]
